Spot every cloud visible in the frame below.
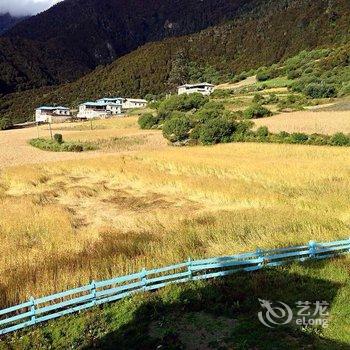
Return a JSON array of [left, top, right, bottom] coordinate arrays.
[[0, 0, 63, 17]]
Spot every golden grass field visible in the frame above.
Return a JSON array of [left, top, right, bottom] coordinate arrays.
[[0, 117, 166, 168], [0, 111, 350, 308], [254, 110, 350, 135]]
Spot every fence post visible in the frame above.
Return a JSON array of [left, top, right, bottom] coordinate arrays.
[[309, 241, 317, 259], [90, 281, 97, 306], [141, 268, 148, 291], [30, 297, 36, 325], [256, 248, 264, 268], [187, 258, 192, 281]]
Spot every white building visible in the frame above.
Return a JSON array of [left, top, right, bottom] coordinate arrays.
[[35, 106, 71, 123], [178, 83, 215, 96], [97, 97, 124, 105], [77, 100, 122, 119], [122, 98, 147, 109]]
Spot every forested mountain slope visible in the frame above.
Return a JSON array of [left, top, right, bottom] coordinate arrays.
[[1, 0, 350, 124], [0, 0, 256, 94]]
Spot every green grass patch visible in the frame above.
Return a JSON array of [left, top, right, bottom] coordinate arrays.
[[254, 76, 294, 89], [29, 138, 97, 152]]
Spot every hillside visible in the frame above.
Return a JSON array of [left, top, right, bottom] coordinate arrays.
[[0, 0, 254, 95], [0, 13, 26, 34], [0, 0, 349, 97], [1, 0, 350, 124]]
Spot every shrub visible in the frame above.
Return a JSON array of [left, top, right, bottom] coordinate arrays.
[[290, 133, 309, 144], [235, 120, 254, 135], [157, 108, 172, 121], [159, 93, 208, 113], [256, 126, 269, 138], [0, 118, 13, 130], [61, 143, 84, 152], [162, 115, 192, 142], [278, 131, 290, 139], [243, 104, 272, 119], [256, 70, 272, 82], [277, 94, 306, 111], [194, 106, 225, 123], [330, 133, 350, 146], [232, 71, 248, 83], [339, 83, 350, 96], [266, 94, 279, 104], [202, 101, 225, 110], [287, 69, 302, 80], [198, 118, 236, 145], [138, 113, 159, 129], [304, 83, 337, 98], [307, 134, 330, 146], [252, 94, 265, 104], [54, 133, 63, 144]]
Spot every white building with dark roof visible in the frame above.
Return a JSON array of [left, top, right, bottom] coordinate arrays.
[[77, 99, 123, 119], [35, 106, 71, 123], [178, 83, 215, 96]]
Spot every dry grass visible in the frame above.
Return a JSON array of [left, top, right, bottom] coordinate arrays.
[[0, 117, 166, 168], [215, 76, 257, 90], [0, 142, 349, 307], [254, 110, 350, 135]]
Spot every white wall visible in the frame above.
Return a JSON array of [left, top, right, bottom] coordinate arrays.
[[122, 100, 147, 109], [178, 86, 214, 96], [77, 104, 122, 119]]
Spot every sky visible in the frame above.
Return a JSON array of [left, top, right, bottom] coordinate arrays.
[[0, 0, 63, 17]]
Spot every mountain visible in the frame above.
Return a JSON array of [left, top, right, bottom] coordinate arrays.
[[0, 0, 256, 95], [1, 0, 350, 125], [0, 13, 27, 35], [1, 0, 350, 124]]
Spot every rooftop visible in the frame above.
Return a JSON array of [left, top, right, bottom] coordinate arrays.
[[97, 97, 123, 103], [37, 106, 69, 110], [125, 98, 147, 103], [82, 101, 121, 107], [178, 82, 215, 88]]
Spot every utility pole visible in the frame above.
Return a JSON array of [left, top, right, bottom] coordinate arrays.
[[36, 122, 39, 139], [48, 121, 53, 140]]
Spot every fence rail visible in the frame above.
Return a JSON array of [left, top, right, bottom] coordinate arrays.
[[1, 238, 350, 336]]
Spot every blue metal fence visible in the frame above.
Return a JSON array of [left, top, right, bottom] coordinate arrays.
[[1, 238, 350, 336]]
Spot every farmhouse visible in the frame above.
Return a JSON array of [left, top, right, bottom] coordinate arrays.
[[178, 82, 215, 96], [122, 98, 147, 109], [77, 99, 122, 119], [35, 106, 71, 123]]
